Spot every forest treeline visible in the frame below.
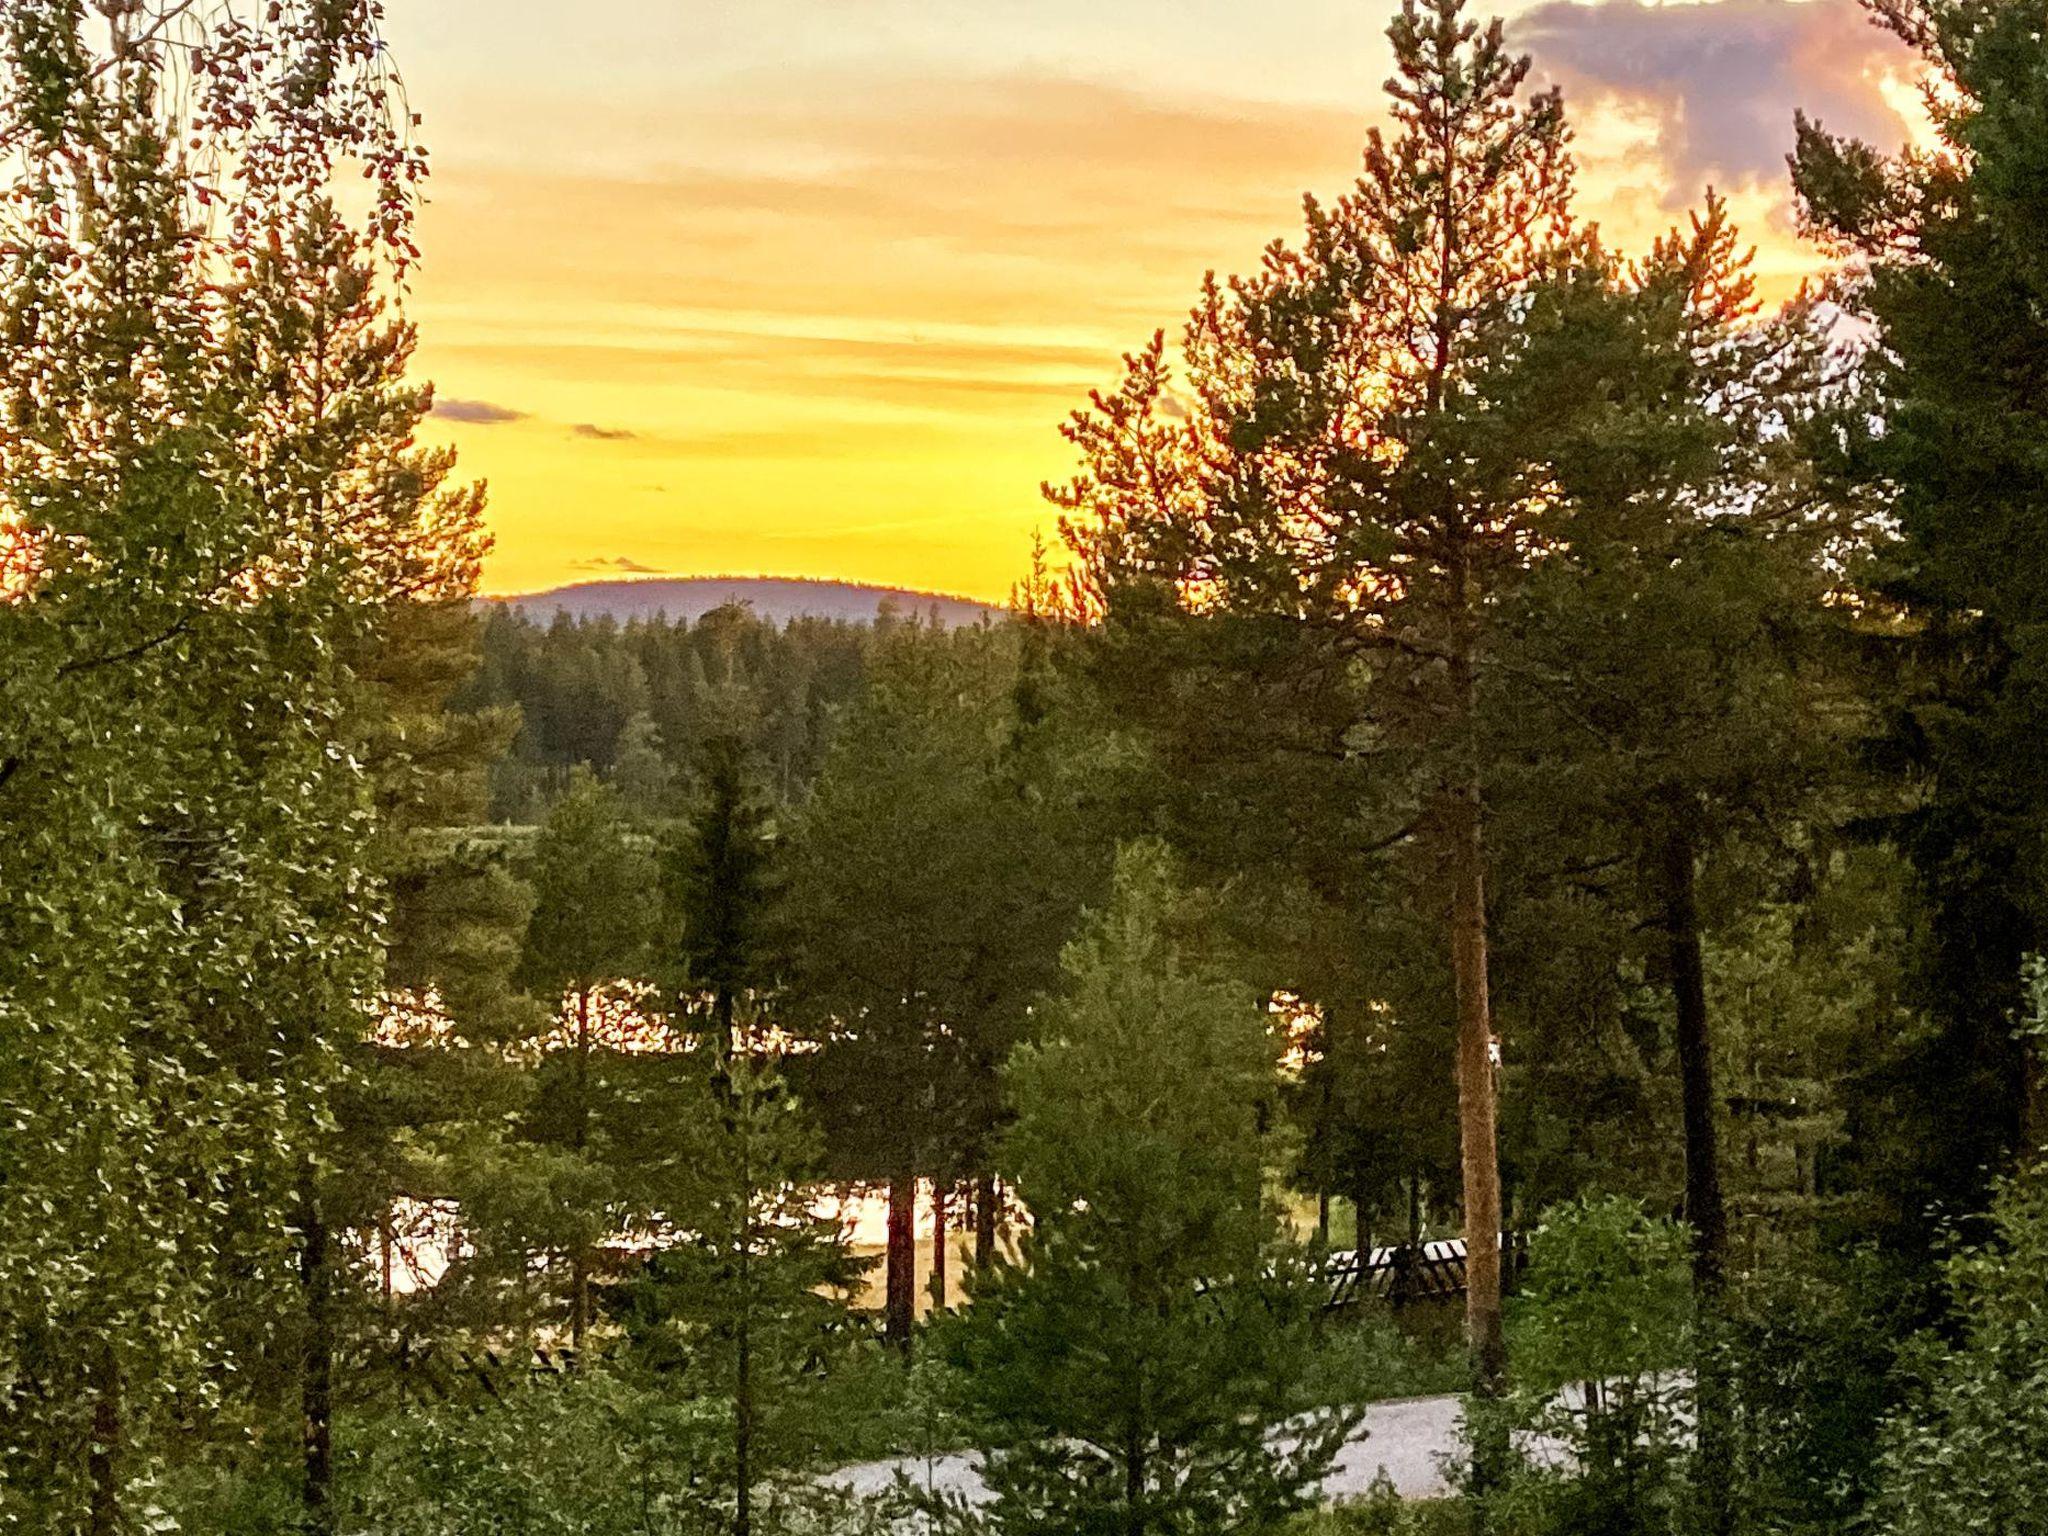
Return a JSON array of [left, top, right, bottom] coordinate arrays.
[[457, 603, 876, 822], [5, 1, 2048, 1534]]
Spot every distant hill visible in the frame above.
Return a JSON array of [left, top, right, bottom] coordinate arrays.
[[492, 576, 1005, 628]]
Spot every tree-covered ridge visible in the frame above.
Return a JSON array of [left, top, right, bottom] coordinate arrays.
[[458, 605, 878, 821], [496, 576, 1004, 629]]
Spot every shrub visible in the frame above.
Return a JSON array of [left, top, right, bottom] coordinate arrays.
[[1284, 1481, 1471, 1536], [1863, 1165, 2048, 1536], [1714, 1251, 1912, 1534], [1469, 1197, 1693, 1536]]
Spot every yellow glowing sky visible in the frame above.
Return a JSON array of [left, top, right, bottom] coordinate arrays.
[[381, 0, 1924, 601]]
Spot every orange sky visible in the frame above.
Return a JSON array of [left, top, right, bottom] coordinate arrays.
[[380, 0, 1924, 602]]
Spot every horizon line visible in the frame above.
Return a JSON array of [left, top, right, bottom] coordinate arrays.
[[484, 571, 1012, 609]]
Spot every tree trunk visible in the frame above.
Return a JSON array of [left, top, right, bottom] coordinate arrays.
[[932, 1180, 949, 1311], [571, 1252, 590, 1354], [87, 1346, 121, 1536], [715, 980, 736, 1062], [1665, 823, 1731, 1536], [1666, 826, 1727, 1293], [1124, 1417, 1147, 1536], [974, 1172, 998, 1270], [1392, 1170, 1423, 1307], [734, 1031, 756, 1536], [736, 1225, 753, 1536], [300, 1179, 335, 1535], [735, 1316, 753, 1536], [885, 1175, 916, 1350], [572, 987, 592, 1355], [1448, 781, 1506, 1393]]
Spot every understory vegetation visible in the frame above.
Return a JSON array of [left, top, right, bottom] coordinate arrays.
[[6, 0, 2048, 1533]]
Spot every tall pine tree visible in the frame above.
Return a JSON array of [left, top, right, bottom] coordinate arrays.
[[1056, 0, 1579, 1388]]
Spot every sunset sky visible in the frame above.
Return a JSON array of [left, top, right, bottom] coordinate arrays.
[[382, 0, 1925, 601]]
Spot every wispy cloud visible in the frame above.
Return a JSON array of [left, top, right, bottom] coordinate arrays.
[[405, 31, 1881, 600], [418, 73, 1363, 340], [1516, 0, 1916, 198], [432, 396, 529, 424]]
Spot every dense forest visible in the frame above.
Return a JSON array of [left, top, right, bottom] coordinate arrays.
[[4, 1, 2048, 1534]]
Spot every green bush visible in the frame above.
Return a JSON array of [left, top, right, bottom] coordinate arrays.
[[1715, 1251, 1912, 1534], [158, 1370, 898, 1536], [338, 1373, 725, 1536], [154, 1458, 304, 1536], [801, 1340, 975, 1466], [1281, 1482, 1470, 1536], [1292, 1307, 1469, 1412], [1470, 1197, 1694, 1536], [1864, 1165, 2048, 1536]]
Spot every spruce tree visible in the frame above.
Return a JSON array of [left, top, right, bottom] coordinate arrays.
[[1793, 0, 2048, 1254], [622, 1019, 865, 1536], [664, 730, 782, 1054], [934, 844, 1356, 1536]]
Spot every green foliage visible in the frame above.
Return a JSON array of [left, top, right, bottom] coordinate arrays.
[[0, 3, 454, 1525], [161, 1374, 903, 1536], [621, 1034, 870, 1525], [1292, 1310, 1470, 1413], [613, 711, 678, 821], [1469, 1199, 1693, 1536], [1794, 0, 2048, 1255], [518, 773, 656, 999], [785, 615, 1129, 1338], [662, 733, 783, 1043], [11, 0, 2048, 1529], [1283, 1489, 1469, 1536], [931, 844, 1359, 1536], [341, 1376, 728, 1536], [1507, 1200, 1695, 1394], [1714, 1253, 1913, 1535], [797, 1345, 975, 1468], [463, 606, 872, 821], [1864, 1165, 2048, 1535]]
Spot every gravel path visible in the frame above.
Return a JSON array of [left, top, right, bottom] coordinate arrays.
[[826, 1391, 1469, 1508]]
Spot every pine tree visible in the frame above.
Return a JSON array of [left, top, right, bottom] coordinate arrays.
[[622, 1019, 865, 1536], [511, 774, 658, 1348], [786, 619, 1115, 1348], [1478, 196, 1844, 1534], [785, 622, 1019, 1349], [934, 844, 1357, 1536], [1054, 0, 1578, 1389]]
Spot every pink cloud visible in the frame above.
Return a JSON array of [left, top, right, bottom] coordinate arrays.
[[1516, 0, 1917, 199]]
